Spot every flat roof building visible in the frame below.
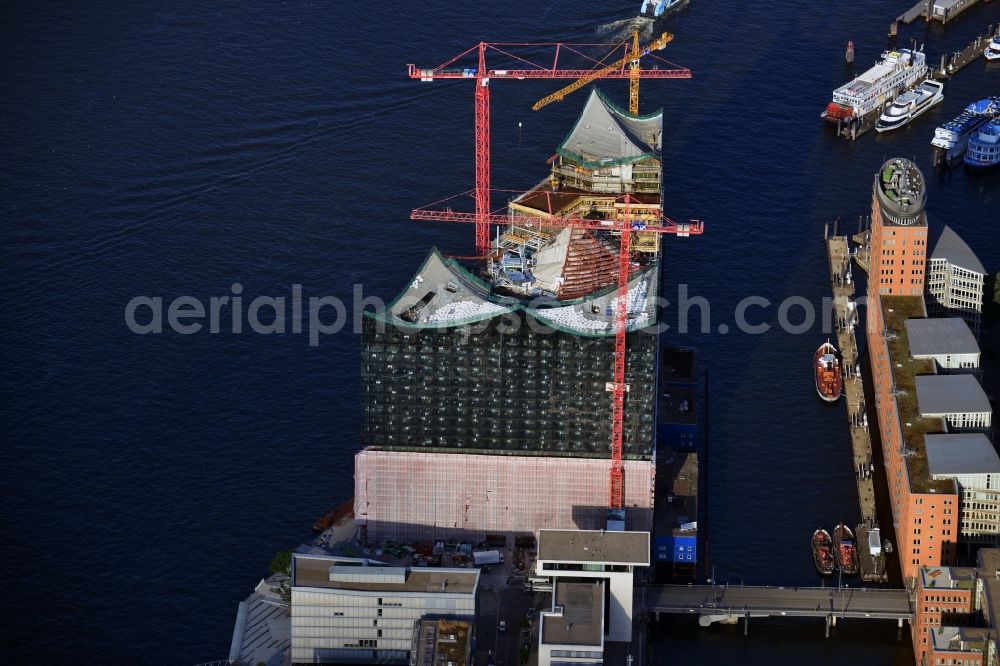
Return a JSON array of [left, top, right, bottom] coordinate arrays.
[[915, 374, 992, 431], [535, 529, 649, 651], [925, 433, 1000, 479], [290, 555, 478, 665], [539, 581, 605, 666], [926, 434, 1000, 548], [409, 619, 471, 666], [913, 549, 1000, 665], [904, 318, 980, 373]]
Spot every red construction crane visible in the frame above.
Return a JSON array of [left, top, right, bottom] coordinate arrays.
[[411, 193, 704, 511], [408, 39, 691, 255]]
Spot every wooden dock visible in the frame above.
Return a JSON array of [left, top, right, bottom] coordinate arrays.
[[824, 229, 877, 528]]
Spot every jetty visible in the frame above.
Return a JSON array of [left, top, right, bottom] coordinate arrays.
[[823, 223, 890, 583], [899, 0, 981, 25], [824, 226, 876, 526], [838, 23, 1000, 141], [930, 23, 1000, 79]]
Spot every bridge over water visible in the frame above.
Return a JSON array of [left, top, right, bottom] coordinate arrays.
[[643, 585, 914, 636]]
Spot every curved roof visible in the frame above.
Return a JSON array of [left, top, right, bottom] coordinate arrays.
[[557, 88, 662, 168], [368, 248, 516, 328], [368, 248, 659, 337], [931, 225, 985, 274]]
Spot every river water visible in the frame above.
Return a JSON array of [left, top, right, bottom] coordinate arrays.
[[3, 1, 998, 662]]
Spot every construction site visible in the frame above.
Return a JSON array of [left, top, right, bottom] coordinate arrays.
[[231, 33, 704, 666], [355, 35, 702, 547]]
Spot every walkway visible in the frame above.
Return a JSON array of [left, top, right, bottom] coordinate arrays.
[[645, 584, 913, 633], [825, 233, 877, 525]]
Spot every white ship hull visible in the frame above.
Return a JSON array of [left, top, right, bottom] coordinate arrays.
[[824, 49, 928, 121], [875, 81, 944, 132]]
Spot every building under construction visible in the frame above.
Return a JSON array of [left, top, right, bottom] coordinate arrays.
[[356, 88, 672, 544]]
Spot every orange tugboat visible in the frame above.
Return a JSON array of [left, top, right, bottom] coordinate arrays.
[[814, 340, 843, 402], [812, 529, 835, 575], [834, 523, 859, 575]]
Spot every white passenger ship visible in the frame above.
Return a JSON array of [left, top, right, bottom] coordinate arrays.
[[823, 48, 928, 122]]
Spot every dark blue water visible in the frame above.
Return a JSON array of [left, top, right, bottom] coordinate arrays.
[[3, 2, 998, 663]]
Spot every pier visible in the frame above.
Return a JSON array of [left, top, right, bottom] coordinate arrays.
[[824, 226, 890, 583], [838, 23, 1000, 141], [928, 23, 1000, 80], [645, 584, 913, 636], [824, 228, 876, 525], [900, 0, 981, 25]]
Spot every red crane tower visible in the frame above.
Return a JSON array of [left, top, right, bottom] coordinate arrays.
[[407, 39, 700, 518], [408, 38, 691, 255]]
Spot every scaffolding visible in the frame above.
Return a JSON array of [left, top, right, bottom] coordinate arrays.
[[355, 447, 655, 543]]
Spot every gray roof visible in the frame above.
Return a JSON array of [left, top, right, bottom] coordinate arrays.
[[292, 554, 479, 594], [538, 529, 650, 565], [905, 318, 980, 357], [915, 374, 991, 415], [558, 88, 662, 167], [931, 225, 985, 274], [542, 580, 604, 647], [925, 433, 1000, 476]]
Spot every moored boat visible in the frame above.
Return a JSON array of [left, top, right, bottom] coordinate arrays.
[[815, 340, 843, 402], [985, 35, 1000, 62], [931, 97, 1000, 164], [964, 119, 1000, 168], [812, 529, 835, 575], [875, 80, 944, 132], [833, 523, 859, 575], [823, 48, 928, 122]]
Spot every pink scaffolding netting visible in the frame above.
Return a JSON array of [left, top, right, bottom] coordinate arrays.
[[355, 447, 654, 543]]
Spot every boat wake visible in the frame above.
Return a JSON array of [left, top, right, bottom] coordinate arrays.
[[596, 16, 655, 43]]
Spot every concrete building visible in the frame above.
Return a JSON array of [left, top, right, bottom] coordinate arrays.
[[866, 159, 959, 584], [289, 555, 478, 665], [915, 374, 992, 432], [926, 225, 986, 337], [535, 530, 650, 648], [538, 580, 606, 666], [905, 317, 981, 374], [913, 549, 1000, 666], [926, 434, 1000, 548]]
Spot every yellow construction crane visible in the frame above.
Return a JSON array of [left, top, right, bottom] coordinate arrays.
[[532, 31, 673, 115]]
